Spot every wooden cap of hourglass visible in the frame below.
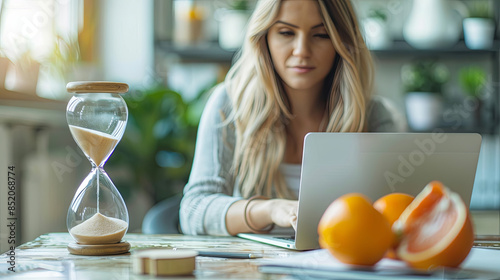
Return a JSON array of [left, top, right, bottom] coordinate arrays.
[[66, 81, 129, 93]]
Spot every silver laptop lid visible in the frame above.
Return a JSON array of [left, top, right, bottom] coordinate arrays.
[[294, 132, 482, 250]]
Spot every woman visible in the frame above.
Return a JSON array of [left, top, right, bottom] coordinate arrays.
[[180, 0, 398, 236]]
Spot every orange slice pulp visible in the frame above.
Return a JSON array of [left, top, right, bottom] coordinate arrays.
[[393, 181, 474, 270]]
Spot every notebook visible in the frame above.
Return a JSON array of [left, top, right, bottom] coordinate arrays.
[[238, 132, 482, 250]]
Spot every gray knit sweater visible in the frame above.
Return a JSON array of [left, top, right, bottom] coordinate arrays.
[[179, 84, 400, 236]]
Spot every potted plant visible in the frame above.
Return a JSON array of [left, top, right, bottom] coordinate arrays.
[[217, 0, 253, 50], [401, 60, 449, 131], [362, 7, 391, 50], [0, 1, 10, 89], [0, 50, 10, 89], [4, 50, 40, 95], [403, 0, 464, 49], [106, 84, 207, 205], [173, 1, 206, 45], [38, 36, 80, 99], [459, 66, 487, 127], [463, 0, 496, 49]]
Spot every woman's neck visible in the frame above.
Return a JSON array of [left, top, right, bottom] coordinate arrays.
[[284, 83, 325, 126], [282, 83, 327, 164]]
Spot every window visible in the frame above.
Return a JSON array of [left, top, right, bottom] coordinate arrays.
[[0, 0, 81, 99]]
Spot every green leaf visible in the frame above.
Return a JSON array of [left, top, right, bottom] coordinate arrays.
[[401, 60, 449, 94], [459, 67, 486, 98], [107, 85, 209, 203]]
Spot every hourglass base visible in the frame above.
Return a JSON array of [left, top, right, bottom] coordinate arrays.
[[68, 241, 130, 256]]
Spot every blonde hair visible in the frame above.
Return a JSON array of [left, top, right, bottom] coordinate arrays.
[[225, 0, 373, 198]]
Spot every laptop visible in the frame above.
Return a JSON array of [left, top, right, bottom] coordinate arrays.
[[238, 132, 482, 250]]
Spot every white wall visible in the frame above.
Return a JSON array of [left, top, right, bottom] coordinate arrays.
[[0, 124, 12, 254], [99, 0, 154, 87]]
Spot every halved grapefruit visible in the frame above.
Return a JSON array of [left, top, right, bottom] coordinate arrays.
[[393, 181, 474, 270]]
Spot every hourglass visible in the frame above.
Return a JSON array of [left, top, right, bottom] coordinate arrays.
[[66, 81, 130, 255]]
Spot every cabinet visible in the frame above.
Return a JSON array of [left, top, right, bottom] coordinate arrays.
[[155, 42, 499, 134], [372, 39, 500, 135], [153, 0, 500, 134], [154, 0, 500, 210], [156, 41, 235, 63]]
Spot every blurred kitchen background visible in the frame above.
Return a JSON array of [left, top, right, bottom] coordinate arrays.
[[0, 0, 499, 252]]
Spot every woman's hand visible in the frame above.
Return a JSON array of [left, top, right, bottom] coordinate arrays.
[[268, 199, 298, 229], [226, 198, 298, 235]]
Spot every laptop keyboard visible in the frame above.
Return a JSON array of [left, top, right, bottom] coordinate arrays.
[[273, 236, 295, 242]]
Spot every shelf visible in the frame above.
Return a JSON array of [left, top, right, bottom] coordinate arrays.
[[0, 91, 66, 109], [156, 39, 500, 63], [156, 41, 236, 63], [371, 40, 500, 57], [412, 126, 498, 135], [0, 88, 67, 127], [410, 117, 498, 135], [0, 88, 66, 110]]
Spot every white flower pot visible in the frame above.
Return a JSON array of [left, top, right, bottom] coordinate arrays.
[[0, 57, 10, 88], [403, 0, 464, 49], [5, 60, 40, 95], [173, 1, 205, 45], [363, 18, 391, 50], [463, 18, 495, 50], [218, 10, 250, 50], [405, 92, 443, 131]]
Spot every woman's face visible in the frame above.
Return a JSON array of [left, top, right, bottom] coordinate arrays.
[[267, 0, 336, 93]]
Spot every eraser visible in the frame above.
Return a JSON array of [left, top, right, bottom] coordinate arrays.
[[132, 249, 198, 276]]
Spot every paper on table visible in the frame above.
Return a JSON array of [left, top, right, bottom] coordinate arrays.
[[259, 248, 500, 280]]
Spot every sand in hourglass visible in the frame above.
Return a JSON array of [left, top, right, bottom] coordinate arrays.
[[70, 213, 128, 244], [69, 125, 119, 166], [68, 126, 125, 244]]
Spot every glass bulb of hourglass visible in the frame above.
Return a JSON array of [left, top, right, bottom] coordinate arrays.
[[68, 167, 128, 244], [66, 83, 129, 245]]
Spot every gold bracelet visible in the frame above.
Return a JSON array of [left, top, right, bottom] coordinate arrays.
[[243, 195, 275, 234]]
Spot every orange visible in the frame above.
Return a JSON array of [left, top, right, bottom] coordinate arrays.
[[393, 181, 475, 270], [373, 193, 414, 259], [318, 193, 394, 266], [374, 193, 415, 226]]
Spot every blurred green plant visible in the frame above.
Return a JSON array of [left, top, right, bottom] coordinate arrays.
[[13, 49, 39, 72], [107, 85, 210, 203], [468, 0, 494, 19], [220, 0, 252, 10], [231, 0, 249, 10], [459, 66, 486, 98], [401, 60, 449, 94], [367, 7, 388, 22], [45, 36, 81, 81]]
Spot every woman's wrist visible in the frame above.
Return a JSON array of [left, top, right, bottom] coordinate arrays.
[[245, 197, 274, 232], [250, 199, 274, 226]]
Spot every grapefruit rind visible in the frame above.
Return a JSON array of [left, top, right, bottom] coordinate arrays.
[[393, 181, 444, 234], [395, 183, 474, 269]]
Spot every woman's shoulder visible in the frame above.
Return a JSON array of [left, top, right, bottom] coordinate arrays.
[[198, 83, 235, 129], [367, 96, 407, 132], [367, 96, 390, 116], [204, 83, 233, 114]]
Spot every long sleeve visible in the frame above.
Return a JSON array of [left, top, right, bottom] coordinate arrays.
[[179, 85, 241, 236], [367, 96, 407, 132]]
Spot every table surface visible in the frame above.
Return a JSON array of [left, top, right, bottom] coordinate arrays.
[[0, 233, 299, 279], [2, 233, 499, 280]]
